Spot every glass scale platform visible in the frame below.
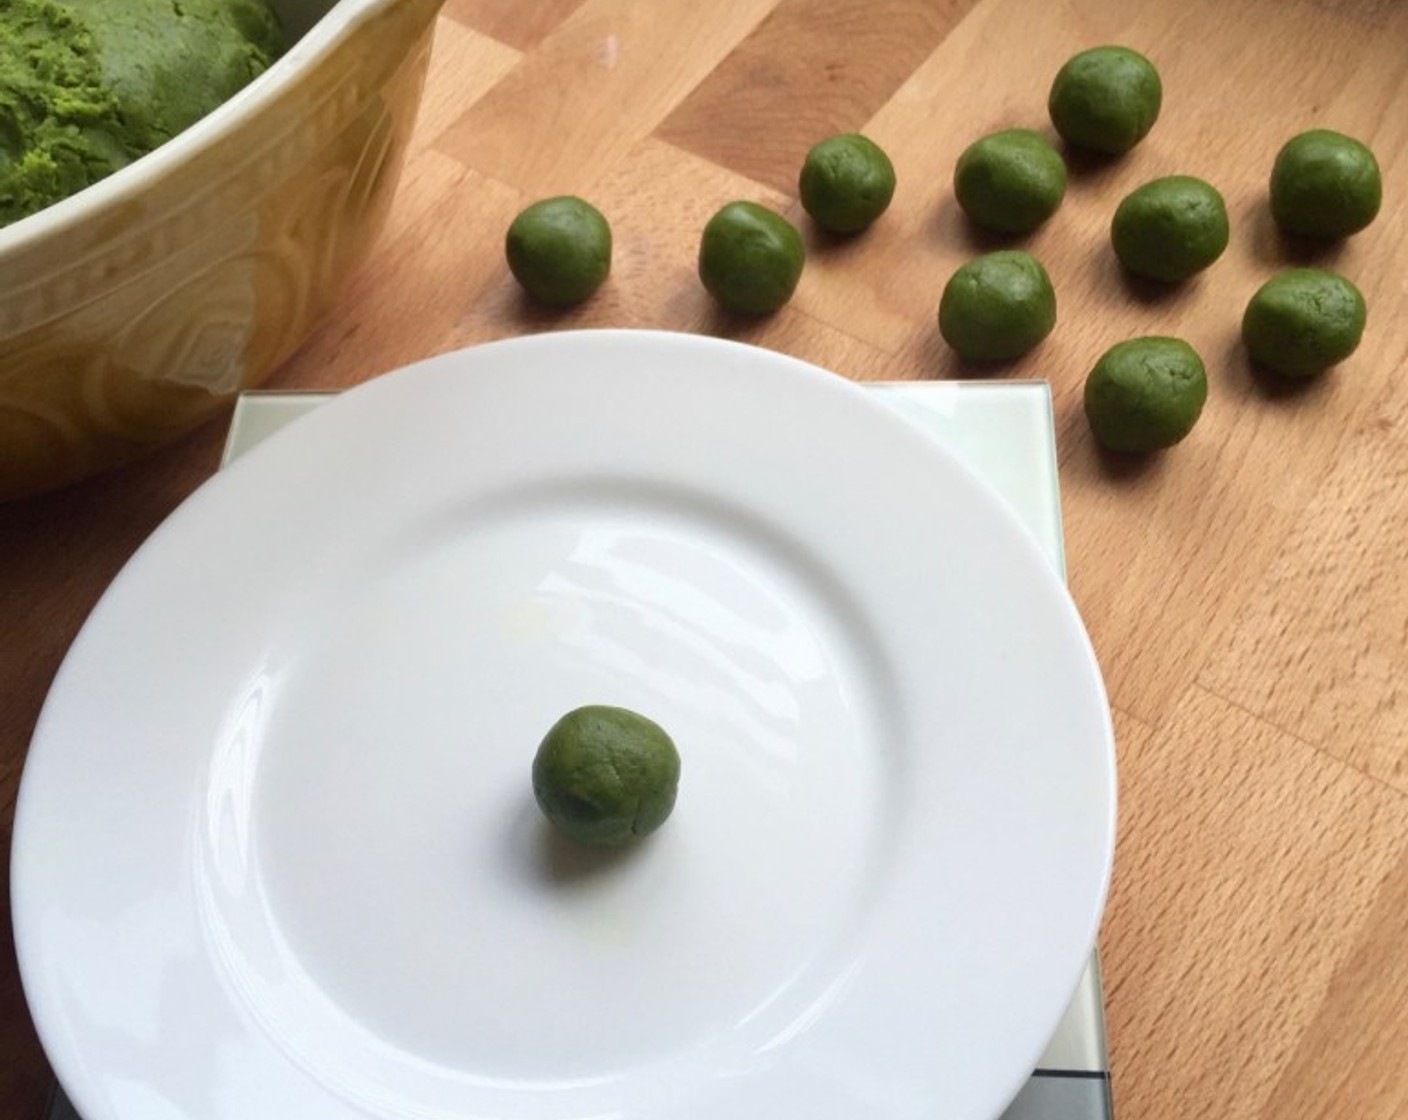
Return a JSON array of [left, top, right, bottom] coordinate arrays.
[[47, 379, 1114, 1120]]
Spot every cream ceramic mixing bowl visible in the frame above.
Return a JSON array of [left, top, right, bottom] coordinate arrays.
[[0, 0, 445, 500]]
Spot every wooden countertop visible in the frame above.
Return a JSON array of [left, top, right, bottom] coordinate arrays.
[[3, 0, 1406, 1116]]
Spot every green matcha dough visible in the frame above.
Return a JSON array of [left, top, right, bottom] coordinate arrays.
[[1241, 268, 1366, 379], [953, 129, 1067, 235], [798, 133, 896, 234], [1111, 175, 1229, 282], [532, 705, 681, 848], [698, 201, 805, 315], [0, 0, 287, 227], [1048, 46, 1162, 155], [505, 196, 613, 306], [938, 250, 1056, 362], [1084, 337, 1207, 454], [1269, 129, 1382, 239]]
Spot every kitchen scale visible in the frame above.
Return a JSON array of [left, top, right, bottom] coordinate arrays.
[[44, 377, 1113, 1120]]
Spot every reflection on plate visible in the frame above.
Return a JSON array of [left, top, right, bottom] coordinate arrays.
[[13, 330, 1115, 1120]]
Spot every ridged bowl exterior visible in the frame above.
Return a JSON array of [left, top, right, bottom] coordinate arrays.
[[0, 0, 444, 500]]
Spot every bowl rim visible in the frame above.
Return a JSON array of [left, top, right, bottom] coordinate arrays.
[[0, 0, 417, 257]]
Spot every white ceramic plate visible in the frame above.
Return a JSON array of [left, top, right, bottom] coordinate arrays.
[[12, 331, 1115, 1120]]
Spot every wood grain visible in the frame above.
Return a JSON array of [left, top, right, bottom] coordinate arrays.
[[1101, 686, 1408, 1120], [657, 0, 976, 194], [1199, 409, 1408, 789], [435, 0, 777, 195], [3, 0, 1407, 1118], [441, 0, 587, 51], [1261, 835, 1408, 1117]]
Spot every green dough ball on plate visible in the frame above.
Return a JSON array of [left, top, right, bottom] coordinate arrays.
[[532, 705, 681, 848]]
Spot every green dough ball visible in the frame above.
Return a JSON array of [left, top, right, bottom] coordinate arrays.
[[799, 133, 896, 233], [1111, 175, 1229, 282], [532, 705, 681, 848], [953, 128, 1068, 234], [698, 201, 805, 314], [1048, 45, 1162, 155], [1084, 337, 1207, 454], [1241, 268, 1366, 378], [1269, 129, 1382, 239], [505, 196, 612, 306], [938, 250, 1057, 362]]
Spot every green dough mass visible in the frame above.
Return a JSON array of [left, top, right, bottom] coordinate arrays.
[[532, 706, 681, 849], [1241, 268, 1366, 379], [698, 200, 805, 315], [1111, 175, 1229, 282], [953, 128, 1067, 235], [1269, 129, 1382, 239], [506, 196, 613, 306], [938, 250, 1056, 362], [798, 133, 896, 234], [1083, 336, 1207, 454], [0, 0, 286, 227], [1048, 45, 1162, 155]]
